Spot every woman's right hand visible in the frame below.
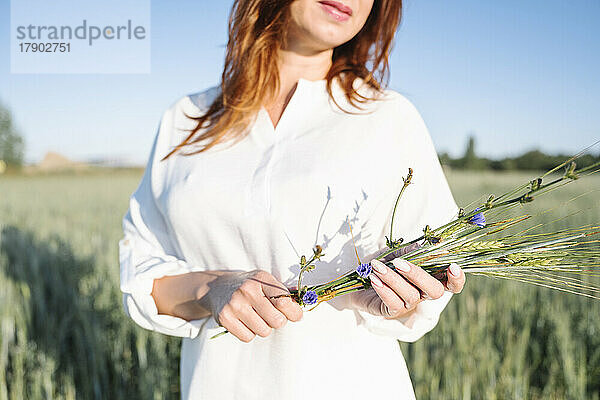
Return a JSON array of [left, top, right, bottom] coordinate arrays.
[[205, 270, 304, 342], [152, 269, 303, 343]]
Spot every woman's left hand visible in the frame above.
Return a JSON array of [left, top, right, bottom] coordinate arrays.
[[349, 259, 465, 320]]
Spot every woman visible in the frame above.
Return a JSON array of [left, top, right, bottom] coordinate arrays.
[[119, 0, 466, 398]]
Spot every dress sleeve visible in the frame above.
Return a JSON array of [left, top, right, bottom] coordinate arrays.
[[354, 93, 460, 342], [118, 101, 209, 338]]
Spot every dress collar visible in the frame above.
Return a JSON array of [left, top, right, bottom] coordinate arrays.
[[252, 74, 364, 146]]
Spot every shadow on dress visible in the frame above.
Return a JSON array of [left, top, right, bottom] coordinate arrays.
[[281, 185, 386, 316]]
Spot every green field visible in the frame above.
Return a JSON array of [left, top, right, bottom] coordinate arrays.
[[0, 169, 598, 399]]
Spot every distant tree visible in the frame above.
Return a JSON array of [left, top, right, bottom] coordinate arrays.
[[438, 134, 600, 171], [456, 134, 487, 169], [463, 136, 476, 164], [575, 153, 600, 169], [0, 102, 25, 169], [438, 152, 453, 166], [511, 150, 562, 171]]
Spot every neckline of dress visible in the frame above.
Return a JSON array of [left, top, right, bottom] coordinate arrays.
[[254, 75, 354, 144], [257, 78, 327, 134]]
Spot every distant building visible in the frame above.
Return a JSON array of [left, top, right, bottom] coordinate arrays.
[[85, 156, 143, 168], [37, 151, 88, 171], [21, 152, 144, 173]]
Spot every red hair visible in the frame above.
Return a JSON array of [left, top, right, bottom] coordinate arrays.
[[162, 0, 403, 160]]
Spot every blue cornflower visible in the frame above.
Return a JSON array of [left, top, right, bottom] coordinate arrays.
[[302, 290, 318, 305], [356, 262, 372, 278], [468, 210, 486, 228]]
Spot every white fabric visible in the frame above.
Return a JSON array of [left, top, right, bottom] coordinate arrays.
[[119, 76, 459, 399]]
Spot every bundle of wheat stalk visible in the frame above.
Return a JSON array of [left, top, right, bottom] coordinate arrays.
[[289, 151, 600, 308]]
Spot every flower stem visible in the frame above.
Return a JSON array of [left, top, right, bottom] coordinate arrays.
[[389, 168, 413, 245]]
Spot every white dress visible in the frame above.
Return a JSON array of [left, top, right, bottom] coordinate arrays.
[[119, 76, 459, 400]]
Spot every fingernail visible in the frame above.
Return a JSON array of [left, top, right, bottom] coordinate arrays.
[[449, 263, 460, 277], [394, 258, 411, 272], [369, 274, 383, 288], [370, 259, 387, 275]]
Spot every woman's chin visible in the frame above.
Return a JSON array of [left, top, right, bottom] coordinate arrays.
[[306, 27, 355, 50]]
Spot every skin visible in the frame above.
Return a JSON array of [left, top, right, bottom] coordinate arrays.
[[152, 270, 303, 342], [151, 0, 466, 342], [350, 261, 465, 323], [265, 0, 374, 128]]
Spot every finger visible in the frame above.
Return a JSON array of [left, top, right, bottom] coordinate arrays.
[[390, 258, 445, 300], [371, 259, 422, 308], [270, 295, 303, 322], [217, 305, 256, 343], [367, 273, 408, 317], [237, 305, 272, 338], [249, 271, 290, 298], [252, 295, 288, 329], [257, 275, 303, 322], [445, 263, 465, 293]]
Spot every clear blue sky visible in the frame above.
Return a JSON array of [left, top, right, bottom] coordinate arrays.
[[0, 0, 598, 164]]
